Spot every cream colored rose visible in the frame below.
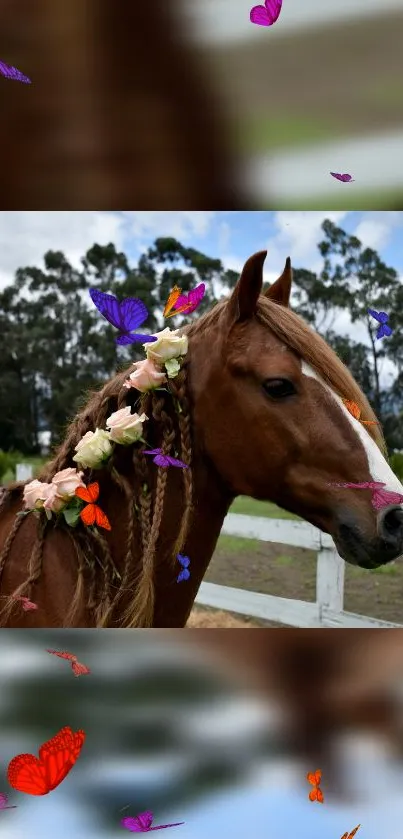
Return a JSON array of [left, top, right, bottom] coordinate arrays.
[[145, 328, 188, 364], [105, 407, 148, 445], [123, 357, 167, 393], [23, 479, 53, 510], [51, 467, 85, 497], [72, 428, 113, 468]]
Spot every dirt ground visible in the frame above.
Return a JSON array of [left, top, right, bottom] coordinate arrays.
[[188, 539, 403, 628]]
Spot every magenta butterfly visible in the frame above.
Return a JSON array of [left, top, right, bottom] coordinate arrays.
[[0, 793, 17, 810], [250, 0, 282, 26], [177, 554, 190, 583], [368, 309, 393, 339], [142, 449, 189, 469], [121, 811, 184, 833], [172, 283, 205, 316], [329, 481, 403, 510], [89, 289, 157, 345], [330, 172, 354, 183], [0, 60, 31, 84]]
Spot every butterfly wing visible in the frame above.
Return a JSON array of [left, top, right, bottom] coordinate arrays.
[[347, 827, 361, 839], [71, 660, 91, 677], [330, 172, 352, 182], [38, 726, 85, 792], [116, 333, 157, 345], [152, 454, 170, 467], [89, 289, 124, 330], [142, 449, 163, 456], [150, 823, 185, 831], [316, 787, 324, 803], [0, 792, 16, 809], [7, 754, 49, 795], [308, 788, 318, 801], [46, 650, 77, 662], [343, 400, 361, 420], [94, 505, 112, 531], [122, 811, 154, 831], [307, 770, 321, 786], [177, 569, 190, 583], [21, 597, 38, 611], [164, 286, 182, 318], [174, 283, 205, 315], [377, 323, 392, 339], [0, 60, 31, 83], [165, 456, 189, 469], [80, 504, 96, 526], [371, 488, 403, 510], [250, 0, 282, 25], [264, 0, 282, 22], [75, 483, 99, 504], [177, 555, 190, 568], [367, 308, 382, 323]]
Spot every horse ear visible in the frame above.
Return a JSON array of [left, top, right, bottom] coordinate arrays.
[[263, 257, 292, 307], [226, 250, 267, 323]]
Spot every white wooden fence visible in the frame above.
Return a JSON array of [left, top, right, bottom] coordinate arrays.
[[13, 465, 403, 628], [195, 513, 403, 629]]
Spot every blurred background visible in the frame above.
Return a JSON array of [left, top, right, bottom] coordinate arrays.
[[0, 0, 402, 209], [1, 629, 403, 839]]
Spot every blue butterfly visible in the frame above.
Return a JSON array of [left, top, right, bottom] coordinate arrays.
[[177, 554, 190, 583], [89, 289, 157, 345], [367, 308, 393, 340]]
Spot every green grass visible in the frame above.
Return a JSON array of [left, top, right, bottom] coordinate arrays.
[[240, 114, 345, 154], [217, 534, 262, 553], [229, 496, 300, 520]]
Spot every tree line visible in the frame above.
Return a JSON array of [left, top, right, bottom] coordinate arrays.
[[1, 220, 402, 472]]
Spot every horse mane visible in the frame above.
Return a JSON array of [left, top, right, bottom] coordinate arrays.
[[0, 292, 385, 626]]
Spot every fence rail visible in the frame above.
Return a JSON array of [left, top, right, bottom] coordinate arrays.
[[195, 513, 403, 629], [12, 466, 403, 628]]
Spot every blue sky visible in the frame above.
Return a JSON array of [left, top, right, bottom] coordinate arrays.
[[0, 211, 401, 386]]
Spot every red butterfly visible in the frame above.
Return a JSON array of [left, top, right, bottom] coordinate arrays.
[[7, 726, 85, 796], [46, 649, 90, 677], [75, 482, 111, 530], [307, 769, 324, 803]]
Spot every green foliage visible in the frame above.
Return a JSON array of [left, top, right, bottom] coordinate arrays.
[[0, 225, 402, 457], [390, 452, 403, 481]]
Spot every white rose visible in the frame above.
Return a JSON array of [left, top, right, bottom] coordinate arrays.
[[145, 328, 188, 364], [51, 467, 85, 497], [72, 428, 113, 468], [105, 407, 148, 445]]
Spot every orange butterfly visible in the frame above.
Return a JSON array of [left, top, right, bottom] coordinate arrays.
[[75, 482, 111, 530], [7, 726, 85, 795], [341, 827, 360, 839], [163, 285, 182, 318], [307, 769, 324, 803], [343, 400, 379, 426]]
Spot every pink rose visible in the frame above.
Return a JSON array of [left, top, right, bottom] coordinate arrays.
[[51, 467, 85, 497], [42, 483, 66, 513], [23, 479, 52, 510], [123, 358, 167, 393]]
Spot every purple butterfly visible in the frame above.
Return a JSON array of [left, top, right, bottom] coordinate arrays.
[[250, 0, 282, 26], [0, 60, 31, 84], [330, 172, 354, 182], [0, 793, 17, 810], [177, 554, 190, 583], [368, 308, 393, 339], [89, 289, 157, 345], [142, 449, 189, 469], [121, 811, 184, 832]]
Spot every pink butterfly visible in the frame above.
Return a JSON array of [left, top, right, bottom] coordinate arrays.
[[12, 594, 38, 611], [250, 0, 282, 26], [330, 172, 354, 182], [121, 811, 184, 833], [0, 793, 17, 810], [166, 283, 205, 318], [142, 449, 189, 469], [46, 649, 90, 677], [329, 481, 403, 510]]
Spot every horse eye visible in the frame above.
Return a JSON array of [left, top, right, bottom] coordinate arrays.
[[263, 378, 296, 398]]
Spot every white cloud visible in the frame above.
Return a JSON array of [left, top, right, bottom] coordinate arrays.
[[124, 211, 216, 241], [354, 219, 394, 251], [262, 211, 348, 273]]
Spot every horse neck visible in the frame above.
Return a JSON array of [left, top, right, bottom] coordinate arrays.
[[148, 451, 233, 628]]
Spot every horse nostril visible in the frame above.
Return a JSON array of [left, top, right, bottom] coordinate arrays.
[[378, 505, 403, 545]]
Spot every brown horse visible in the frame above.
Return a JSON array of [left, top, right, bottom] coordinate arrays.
[[0, 250, 403, 628]]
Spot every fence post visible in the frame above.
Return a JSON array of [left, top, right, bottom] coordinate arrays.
[[316, 545, 345, 619], [16, 463, 33, 481]]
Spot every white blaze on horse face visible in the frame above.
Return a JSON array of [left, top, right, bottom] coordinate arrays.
[[301, 362, 403, 496]]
